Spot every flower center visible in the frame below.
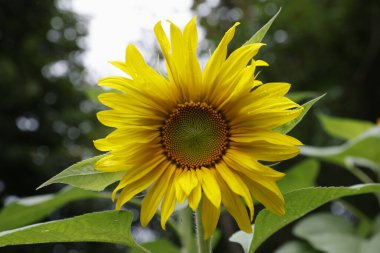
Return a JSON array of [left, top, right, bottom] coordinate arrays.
[[161, 102, 229, 169]]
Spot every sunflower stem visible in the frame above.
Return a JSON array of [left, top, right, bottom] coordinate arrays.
[[195, 207, 211, 253], [178, 207, 196, 253]]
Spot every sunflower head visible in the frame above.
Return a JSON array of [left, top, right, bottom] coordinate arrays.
[[161, 101, 229, 169], [94, 17, 303, 239]]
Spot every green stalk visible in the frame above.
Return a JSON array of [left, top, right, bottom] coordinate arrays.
[[195, 207, 211, 253], [348, 165, 380, 205], [178, 207, 196, 253], [348, 165, 374, 184]]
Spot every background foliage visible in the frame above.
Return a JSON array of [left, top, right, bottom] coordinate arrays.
[[0, 0, 379, 253]]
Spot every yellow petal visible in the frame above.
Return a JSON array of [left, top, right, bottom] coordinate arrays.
[[215, 172, 252, 232], [140, 163, 175, 226], [122, 155, 166, 186], [224, 82, 298, 119], [93, 138, 114, 152], [98, 93, 166, 119], [230, 108, 303, 131], [241, 175, 285, 216], [216, 43, 264, 87], [165, 18, 202, 101], [98, 76, 173, 112], [160, 169, 178, 229], [116, 162, 165, 210], [208, 43, 265, 106], [111, 173, 128, 201], [183, 17, 198, 52], [95, 154, 128, 172], [98, 76, 132, 93], [97, 110, 162, 129], [224, 150, 285, 180], [247, 97, 300, 113], [154, 21, 180, 89], [124, 44, 147, 80], [188, 182, 202, 211], [104, 127, 159, 145], [198, 168, 221, 208], [106, 143, 161, 167], [216, 62, 257, 112], [252, 82, 291, 98], [203, 22, 239, 89], [124, 44, 171, 95], [255, 59, 269, 66], [215, 163, 254, 220], [231, 141, 300, 162], [174, 169, 187, 204], [113, 159, 166, 205], [177, 169, 199, 196], [107, 144, 162, 170], [202, 195, 220, 240], [230, 130, 303, 146], [183, 17, 202, 100], [108, 61, 132, 77]]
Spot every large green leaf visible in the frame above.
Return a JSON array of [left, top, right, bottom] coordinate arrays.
[[230, 184, 380, 253], [244, 8, 281, 45], [293, 213, 360, 253], [362, 233, 380, 253], [249, 184, 380, 252], [278, 159, 320, 194], [0, 210, 149, 252], [294, 213, 356, 235], [301, 126, 380, 171], [0, 187, 106, 231], [38, 154, 124, 191], [274, 241, 320, 253], [318, 114, 374, 141], [292, 213, 380, 253], [275, 94, 325, 134]]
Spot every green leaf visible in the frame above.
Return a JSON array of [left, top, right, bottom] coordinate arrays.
[[293, 213, 360, 253], [294, 213, 355, 236], [292, 213, 380, 253], [249, 184, 380, 252], [278, 159, 320, 194], [130, 239, 180, 253], [0, 210, 149, 252], [301, 234, 361, 253], [275, 94, 325, 134], [362, 233, 380, 253], [318, 114, 374, 140], [301, 126, 380, 171], [0, 187, 105, 231], [38, 154, 124, 191], [230, 184, 380, 253], [244, 8, 281, 45], [274, 241, 320, 253]]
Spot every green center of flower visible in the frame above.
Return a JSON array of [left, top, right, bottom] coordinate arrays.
[[161, 102, 229, 169]]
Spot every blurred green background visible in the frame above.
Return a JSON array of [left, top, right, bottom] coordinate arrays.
[[0, 0, 379, 252]]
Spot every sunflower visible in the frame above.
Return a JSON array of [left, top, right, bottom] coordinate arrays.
[[94, 17, 302, 239]]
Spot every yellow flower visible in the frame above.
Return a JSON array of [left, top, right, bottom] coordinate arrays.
[[94, 17, 302, 239]]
